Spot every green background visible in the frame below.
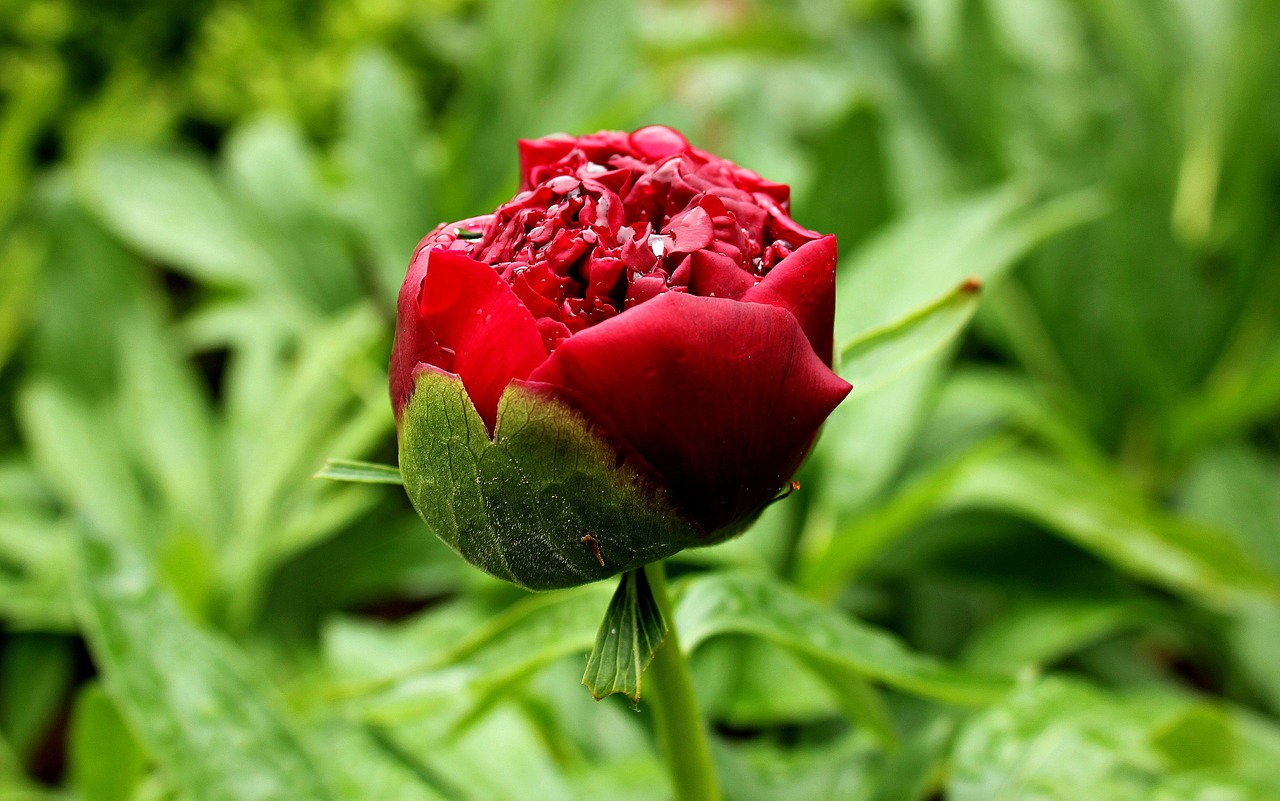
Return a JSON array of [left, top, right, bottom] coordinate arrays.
[[2, 0, 1280, 798]]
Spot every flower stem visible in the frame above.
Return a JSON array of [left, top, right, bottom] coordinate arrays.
[[643, 560, 722, 801]]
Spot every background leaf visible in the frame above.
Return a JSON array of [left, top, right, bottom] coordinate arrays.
[[74, 525, 340, 801], [676, 572, 1011, 706]]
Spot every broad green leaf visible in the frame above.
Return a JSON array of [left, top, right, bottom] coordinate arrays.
[[1180, 446, 1280, 580], [0, 634, 73, 762], [524, 659, 656, 764], [156, 531, 218, 624], [25, 196, 151, 398], [918, 367, 1105, 470], [962, 598, 1166, 672], [871, 715, 957, 801], [0, 729, 27, 791], [314, 458, 403, 485], [808, 185, 1103, 524], [0, 221, 43, 373], [1147, 774, 1280, 801], [443, 0, 644, 213], [833, 185, 1104, 344], [74, 526, 340, 801], [940, 450, 1280, 608], [838, 277, 982, 397], [798, 435, 1013, 597], [0, 574, 76, 633], [336, 48, 436, 296], [223, 117, 361, 312], [221, 308, 391, 630], [1232, 598, 1280, 715], [0, 511, 75, 631], [331, 628, 637, 800], [308, 722, 451, 801], [950, 677, 1280, 801], [948, 679, 1161, 801], [18, 381, 145, 537], [1179, 446, 1280, 706], [713, 731, 879, 801], [803, 660, 900, 750], [803, 355, 943, 528], [971, 274, 1079, 391], [0, 728, 65, 799], [582, 568, 667, 705], [115, 314, 220, 543], [1168, 234, 1280, 454], [77, 147, 274, 287], [1150, 705, 1238, 771], [378, 706, 581, 801], [224, 117, 321, 222], [694, 637, 847, 727], [330, 584, 611, 732], [800, 102, 894, 252], [676, 573, 1011, 706], [68, 683, 147, 801], [0, 54, 59, 226]]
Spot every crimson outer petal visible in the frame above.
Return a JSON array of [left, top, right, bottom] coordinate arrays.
[[741, 235, 838, 366], [390, 246, 548, 429], [527, 292, 851, 534]]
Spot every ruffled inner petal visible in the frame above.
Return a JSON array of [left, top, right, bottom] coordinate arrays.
[[742, 235, 838, 365], [394, 248, 548, 430]]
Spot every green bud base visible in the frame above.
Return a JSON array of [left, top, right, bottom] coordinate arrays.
[[397, 368, 704, 590]]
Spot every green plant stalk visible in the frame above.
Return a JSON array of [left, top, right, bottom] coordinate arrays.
[[643, 560, 722, 801]]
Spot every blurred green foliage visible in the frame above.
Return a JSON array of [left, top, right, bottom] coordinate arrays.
[[2, 0, 1280, 798]]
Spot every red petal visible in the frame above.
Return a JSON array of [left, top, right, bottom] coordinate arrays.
[[628, 125, 689, 160], [742, 235, 838, 365], [517, 135, 576, 191], [527, 292, 851, 533], [537, 318, 572, 351], [391, 237, 437, 417], [391, 247, 547, 430], [662, 206, 714, 254], [624, 273, 669, 307], [688, 250, 757, 300], [585, 256, 626, 303]]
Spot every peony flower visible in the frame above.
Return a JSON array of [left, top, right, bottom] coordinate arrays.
[[391, 125, 851, 590]]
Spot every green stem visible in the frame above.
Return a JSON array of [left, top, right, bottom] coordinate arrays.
[[644, 561, 722, 801]]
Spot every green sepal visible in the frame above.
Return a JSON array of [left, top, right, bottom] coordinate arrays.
[[582, 568, 668, 706], [397, 368, 703, 590]]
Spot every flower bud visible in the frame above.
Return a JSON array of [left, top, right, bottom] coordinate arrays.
[[392, 126, 851, 590]]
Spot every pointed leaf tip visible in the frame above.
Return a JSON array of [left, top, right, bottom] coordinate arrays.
[[582, 568, 668, 706], [838, 279, 983, 397], [314, 458, 403, 485]]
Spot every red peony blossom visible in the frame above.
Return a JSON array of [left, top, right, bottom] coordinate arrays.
[[392, 126, 851, 589]]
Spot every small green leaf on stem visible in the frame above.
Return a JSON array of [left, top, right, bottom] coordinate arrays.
[[582, 568, 668, 706], [314, 458, 403, 485]]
